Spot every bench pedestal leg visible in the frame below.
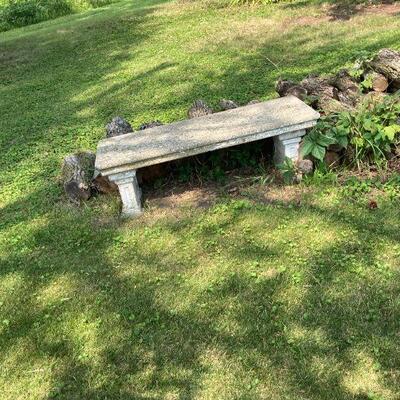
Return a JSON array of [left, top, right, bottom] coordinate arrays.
[[108, 170, 143, 217], [273, 129, 305, 165]]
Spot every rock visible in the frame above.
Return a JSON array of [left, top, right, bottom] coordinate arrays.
[[219, 99, 238, 110], [364, 71, 389, 93], [247, 99, 261, 105], [324, 150, 340, 168], [105, 116, 133, 138], [139, 120, 164, 130], [61, 151, 96, 203], [297, 159, 314, 175], [370, 48, 400, 89], [188, 100, 213, 119]]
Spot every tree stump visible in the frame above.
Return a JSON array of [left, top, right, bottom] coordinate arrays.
[[300, 76, 351, 112], [364, 71, 389, 93], [300, 76, 338, 99], [275, 79, 298, 97], [61, 151, 96, 203], [188, 100, 213, 119], [329, 69, 359, 94], [275, 79, 307, 100], [370, 48, 400, 89], [105, 116, 133, 138]]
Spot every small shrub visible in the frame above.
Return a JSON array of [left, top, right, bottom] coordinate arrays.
[[277, 157, 297, 184], [302, 93, 400, 168], [0, 0, 115, 31], [1, 0, 71, 29]]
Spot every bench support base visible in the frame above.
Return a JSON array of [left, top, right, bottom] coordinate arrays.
[[273, 129, 305, 165], [109, 170, 143, 217], [107, 130, 307, 217]]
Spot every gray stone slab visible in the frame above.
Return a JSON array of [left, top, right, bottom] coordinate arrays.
[[95, 96, 319, 175]]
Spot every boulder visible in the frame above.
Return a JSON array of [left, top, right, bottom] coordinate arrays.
[[105, 116, 133, 138], [60, 151, 96, 203], [188, 100, 213, 119]]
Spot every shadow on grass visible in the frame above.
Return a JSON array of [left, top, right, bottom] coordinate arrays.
[[1, 191, 400, 398], [1, 1, 400, 397]]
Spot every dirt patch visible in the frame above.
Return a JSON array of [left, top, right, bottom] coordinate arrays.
[[294, 15, 330, 26], [328, 2, 400, 21], [147, 185, 218, 210], [289, 2, 399, 24], [362, 3, 400, 15], [139, 171, 314, 222]]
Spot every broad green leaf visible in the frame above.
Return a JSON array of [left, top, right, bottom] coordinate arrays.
[[317, 134, 335, 147], [311, 144, 326, 161], [383, 125, 400, 141], [301, 140, 314, 157], [336, 135, 348, 148]]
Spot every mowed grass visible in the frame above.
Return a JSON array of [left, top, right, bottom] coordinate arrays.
[[1, 0, 400, 398]]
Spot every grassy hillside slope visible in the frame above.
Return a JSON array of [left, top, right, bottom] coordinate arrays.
[[1, 1, 400, 398]]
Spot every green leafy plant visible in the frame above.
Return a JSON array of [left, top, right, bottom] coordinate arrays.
[[301, 119, 337, 161], [347, 94, 400, 168], [349, 51, 373, 80], [301, 93, 400, 168], [360, 74, 373, 90], [277, 157, 297, 184]]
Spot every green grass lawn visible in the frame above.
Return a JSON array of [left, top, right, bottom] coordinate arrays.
[[1, 0, 400, 398]]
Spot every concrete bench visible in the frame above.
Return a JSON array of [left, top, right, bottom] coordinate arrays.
[[95, 95, 319, 216]]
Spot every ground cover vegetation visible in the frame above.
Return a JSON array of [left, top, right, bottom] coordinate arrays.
[[1, 0, 400, 398]]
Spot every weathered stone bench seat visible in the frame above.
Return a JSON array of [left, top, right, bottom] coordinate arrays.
[[95, 95, 319, 216]]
